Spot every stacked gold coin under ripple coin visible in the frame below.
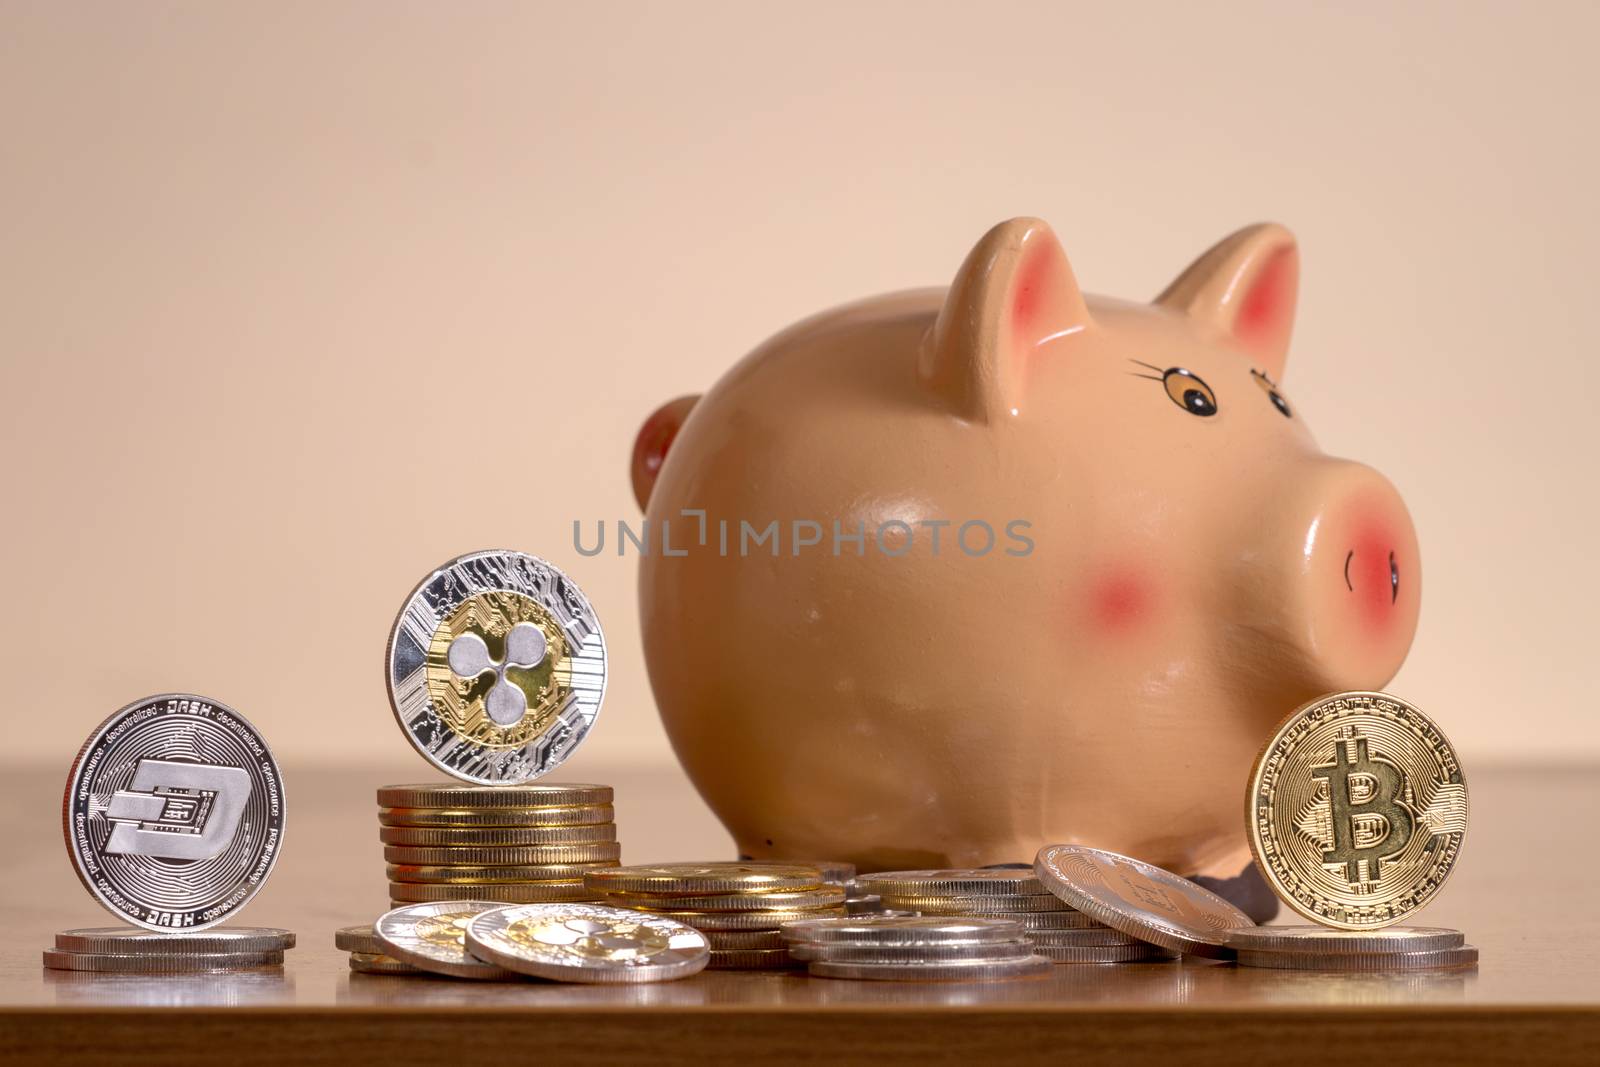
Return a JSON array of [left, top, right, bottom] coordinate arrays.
[[854, 869, 1178, 964], [378, 782, 620, 907], [335, 924, 424, 976], [780, 915, 1053, 981], [584, 863, 847, 969], [1225, 925, 1476, 971], [44, 927, 296, 973]]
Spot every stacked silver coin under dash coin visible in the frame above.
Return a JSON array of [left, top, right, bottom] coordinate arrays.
[[780, 915, 1052, 981], [46, 927, 295, 973], [1224, 925, 1477, 971], [50, 694, 292, 973], [853, 869, 1177, 964]]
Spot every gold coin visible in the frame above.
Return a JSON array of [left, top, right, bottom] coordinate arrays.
[[592, 886, 845, 912], [388, 881, 596, 904], [378, 824, 618, 846], [584, 863, 822, 896], [377, 783, 613, 808], [387, 862, 620, 884], [1247, 692, 1469, 930], [649, 907, 846, 931], [334, 925, 382, 954], [876, 894, 1071, 914], [348, 951, 427, 976], [378, 805, 615, 828], [383, 843, 621, 866], [705, 947, 801, 970]]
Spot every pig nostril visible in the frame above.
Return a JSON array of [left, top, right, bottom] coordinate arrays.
[[1390, 551, 1399, 604], [1344, 550, 1354, 592]]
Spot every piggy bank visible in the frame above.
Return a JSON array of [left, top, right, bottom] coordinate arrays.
[[630, 219, 1419, 916]]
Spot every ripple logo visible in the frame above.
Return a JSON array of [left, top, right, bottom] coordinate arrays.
[[448, 623, 548, 726]]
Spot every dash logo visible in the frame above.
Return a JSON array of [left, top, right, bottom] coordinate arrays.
[[104, 759, 250, 861]]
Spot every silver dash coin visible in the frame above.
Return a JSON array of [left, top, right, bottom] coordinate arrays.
[[385, 550, 607, 785], [62, 694, 287, 932], [1224, 925, 1466, 955], [466, 903, 710, 984], [789, 940, 1035, 964], [780, 916, 1025, 946], [1034, 845, 1250, 959], [334, 925, 383, 954], [375, 902, 518, 980], [42, 948, 284, 972], [807, 955, 1053, 982], [55, 927, 295, 955]]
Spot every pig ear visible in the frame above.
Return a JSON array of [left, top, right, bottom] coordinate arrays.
[[920, 218, 1091, 422], [1155, 223, 1299, 380]]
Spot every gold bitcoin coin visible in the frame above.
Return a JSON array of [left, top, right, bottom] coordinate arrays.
[[1248, 692, 1468, 930], [378, 805, 615, 828], [388, 881, 595, 904], [591, 886, 845, 912], [378, 824, 617, 847], [584, 863, 822, 896], [377, 783, 613, 808], [383, 843, 621, 866], [387, 862, 619, 884]]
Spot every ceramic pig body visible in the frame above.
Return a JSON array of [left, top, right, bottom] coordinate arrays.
[[631, 220, 1420, 905]]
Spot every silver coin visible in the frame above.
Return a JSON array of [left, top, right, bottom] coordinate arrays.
[[334, 925, 382, 954], [876, 893, 1071, 914], [42, 948, 284, 972], [385, 550, 607, 785], [807, 955, 1053, 981], [1234, 944, 1480, 971], [374, 902, 518, 980], [466, 903, 710, 984], [705, 929, 789, 951], [855, 869, 1049, 896], [790, 940, 1035, 964], [1026, 927, 1143, 948], [1010, 911, 1109, 931], [1034, 845, 1251, 959], [1033, 942, 1179, 964], [1224, 925, 1466, 955], [348, 951, 427, 976], [62, 694, 287, 932], [55, 926, 295, 955], [780, 916, 1024, 945]]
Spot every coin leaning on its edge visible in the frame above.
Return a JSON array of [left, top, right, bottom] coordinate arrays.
[[384, 550, 608, 785], [61, 694, 287, 932], [1033, 845, 1251, 959], [1247, 691, 1469, 930]]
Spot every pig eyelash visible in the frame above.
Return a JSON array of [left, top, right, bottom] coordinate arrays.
[[1127, 358, 1165, 381]]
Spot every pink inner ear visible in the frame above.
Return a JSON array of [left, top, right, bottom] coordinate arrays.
[[1009, 239, 1058, 345], [1235, 245, 1296, 349]]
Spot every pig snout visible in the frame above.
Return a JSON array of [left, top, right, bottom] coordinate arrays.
[[631, 395, 700, 510], [1269, 459, 1421, 692]]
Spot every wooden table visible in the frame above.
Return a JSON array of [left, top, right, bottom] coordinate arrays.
[[1, 763, 1595, 1065]]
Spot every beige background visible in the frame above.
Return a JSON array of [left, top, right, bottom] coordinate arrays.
[[0, 0, 1594, 776]]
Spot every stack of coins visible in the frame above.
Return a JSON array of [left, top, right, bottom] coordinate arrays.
[[780, 915, 1051, 981], [1226, 926, 1477, 971], [584, 863, 846, 969], [44, 927, 295, 973], [378, 782, 620, 907], [855, 869, 1175, 963]]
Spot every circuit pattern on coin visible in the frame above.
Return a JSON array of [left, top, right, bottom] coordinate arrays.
[[386, 550, 606, 784], [61, 694, 286, 932], [466, 904, 709, 983], [1247, 692, 1468, 929]]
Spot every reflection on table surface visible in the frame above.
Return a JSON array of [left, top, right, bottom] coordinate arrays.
[[2, 764, 1593, 1011]]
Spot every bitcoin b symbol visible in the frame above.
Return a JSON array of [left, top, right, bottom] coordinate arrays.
[[1311, 729, 1414, 884]]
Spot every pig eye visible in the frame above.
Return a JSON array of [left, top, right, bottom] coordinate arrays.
[[1161, 368, 1217, 417], [1251, 369, 1292, 418]]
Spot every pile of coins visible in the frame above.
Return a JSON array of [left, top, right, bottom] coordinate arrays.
[[781, 915, 1051, 981], [378, 782, 621, 907], [583, 863, 847, 969], [45, 927, 295, 973], [854, 868, 1177, 964], [1225, 925, 1478, 971], [339, 901, 710, 983]]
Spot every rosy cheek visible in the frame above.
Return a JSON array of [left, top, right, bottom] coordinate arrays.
[[1088, 570, 1152, 634]]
